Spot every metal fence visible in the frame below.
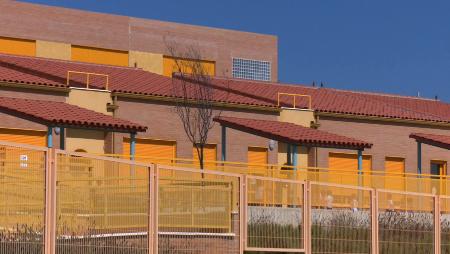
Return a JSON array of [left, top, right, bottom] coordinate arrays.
[[0, 140, 449, 253], [102, 154, 450, 196]]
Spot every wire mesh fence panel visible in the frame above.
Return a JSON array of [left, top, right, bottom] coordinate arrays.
[[56, 153, 149, 254], [441, 196, 450, 253], [310, 183, 372, 254], [0, 143, 46, 254], [246, 176, 303, 251], [378, 190, 434, 254], [157, 166, 240, 254]]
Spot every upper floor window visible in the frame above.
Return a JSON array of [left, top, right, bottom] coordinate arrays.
[[163, 56, 215, 77], [232, 58, 271, 81]]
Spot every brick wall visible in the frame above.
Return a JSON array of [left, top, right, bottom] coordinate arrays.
[[0, 85, 66, 131], [114, 97, 279, 164], [0, 86, 67, 148], [317, 116, 450, 174], [0, 0, 278, 81]]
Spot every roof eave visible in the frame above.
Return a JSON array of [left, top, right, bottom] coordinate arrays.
[[112, 91, 281, 112], [0, 81, 70, 93], [316, 111, 450, 127], [409, 134, 450, 150], [215, 118, 372, 150]]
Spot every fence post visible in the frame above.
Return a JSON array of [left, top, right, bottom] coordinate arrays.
[[151, 164, 159, 254], [240, 174, 247, 253], [435, 195, 441, 254], [44, 148, 56, 254], [304, 181, 311, 254], [148, 165, 154, 254], [371, 189, 379, 254]]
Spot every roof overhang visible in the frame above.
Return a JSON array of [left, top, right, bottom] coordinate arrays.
[[0, 97, 147, 133], [410, 133, 450, 150], [214, 116, 372, 150]]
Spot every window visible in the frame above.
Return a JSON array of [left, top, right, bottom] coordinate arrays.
[[71, 45, 129, 66], [431, 160, 447, 177], [0, 36, 36, 57], [163, 56, 215, 77], [123, 137, 176, 164], [431, 160, 447, 195], [193, 144, 217, 169], [385, 157, 405, 191], [328, 152, 372, 186], [232, 58, 271, 81]]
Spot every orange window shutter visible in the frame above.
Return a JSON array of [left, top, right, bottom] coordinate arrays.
[[248, 147, 268, 165], [71, 45, 129, 67], [193, 144, 217, 169], [0, 128, 46, 147], [247, 147, 268, 175], [385, 157, 405, 191], [163, 56, 215, 77], [0, 37, 36, 57], [328, 152, 372, 186], [123, 138, 176, 164]]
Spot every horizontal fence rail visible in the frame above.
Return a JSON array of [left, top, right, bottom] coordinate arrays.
[[100, 153, 450, 197], [0, 140, 449, 253]]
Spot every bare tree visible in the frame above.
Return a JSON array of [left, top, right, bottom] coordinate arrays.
[[166, 42, 226, 170]]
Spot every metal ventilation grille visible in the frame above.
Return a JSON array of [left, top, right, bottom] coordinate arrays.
[[232, 58, 271, 81]]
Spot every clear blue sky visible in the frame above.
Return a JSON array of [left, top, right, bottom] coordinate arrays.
[[23, 0, 450, 102]]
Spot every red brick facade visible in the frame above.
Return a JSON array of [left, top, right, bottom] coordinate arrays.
[[114, 97, 279, 163], [317, 116, 450, 174], [0, 0, 278, 81]]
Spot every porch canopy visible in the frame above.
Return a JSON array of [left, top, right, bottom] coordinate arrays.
[[214, 116, 372, 169], [0, 96, 147, 157], [410, 133, 450, 174]]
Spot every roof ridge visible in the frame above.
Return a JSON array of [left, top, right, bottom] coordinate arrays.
[[213, 76, 448, 104], [324, 87, 442, 102], [336, 90, 449, 121]]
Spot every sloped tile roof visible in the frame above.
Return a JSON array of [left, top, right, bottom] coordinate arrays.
[[0, 96, 147, 132], [0, 53, 449, 124], [409, 133, 450, 150], [214, 116, 372, 149]]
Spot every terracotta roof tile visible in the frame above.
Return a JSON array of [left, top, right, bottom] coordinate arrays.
[[0, 96, 147, 132], [0, 53, 449, 124], [409, 133, 450, 150], [214, 116, 372, 149]]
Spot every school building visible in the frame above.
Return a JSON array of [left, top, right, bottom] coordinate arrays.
[[0, 0, 448, 179]]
